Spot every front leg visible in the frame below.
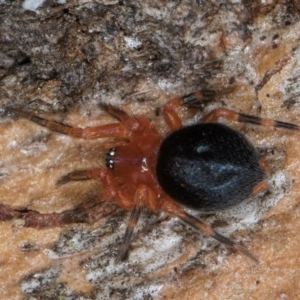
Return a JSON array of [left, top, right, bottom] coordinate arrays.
[[57, 168, 135, 211], [10, 109, 128, 139], [0, 201, 117, 228], [8, 106, 149, 139], [56, 168, 107, 185]]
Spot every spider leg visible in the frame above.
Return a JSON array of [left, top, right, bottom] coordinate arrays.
[[24, 200, 118, 228], [162, 97, 183, 131], [56, 168, 105, 185], [163, 90, 216, 131], [12, 105, 155, 137], [13, 168, 117, 227], [202, 108, 299, 131], [117, 184, 157, 261], [57, 168, 136, 211], [10, 109, 135, 139], [179, 212, 259, 263], [101, 105, 145, 134], [0, 204, 20, 221], [118, 205, 142, 262], [166, 91, 298, 131], [0, 201, 117, 228], [161, 199, 259, 263], [0, 167, 134, 228]]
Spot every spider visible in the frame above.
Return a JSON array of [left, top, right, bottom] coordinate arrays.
[[2, 91, 298, 263]]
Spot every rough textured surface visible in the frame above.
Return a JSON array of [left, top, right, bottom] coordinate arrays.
[[1, 1, 300, 299]]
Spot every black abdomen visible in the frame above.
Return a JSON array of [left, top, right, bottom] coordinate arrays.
[[156, 123, 267, 212]]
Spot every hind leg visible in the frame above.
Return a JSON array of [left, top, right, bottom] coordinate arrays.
[[162, 90, 216, 131], [201, 107, 299, 131], [161, 197, 259, 263]]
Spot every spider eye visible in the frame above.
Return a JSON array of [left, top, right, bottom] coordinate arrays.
[[105, 147, 117, 169]]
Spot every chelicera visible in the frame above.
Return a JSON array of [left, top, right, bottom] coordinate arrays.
[[2, 91, 298, 263]]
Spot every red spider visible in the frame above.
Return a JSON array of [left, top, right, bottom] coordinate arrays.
[[1, 91, 298, 263]]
